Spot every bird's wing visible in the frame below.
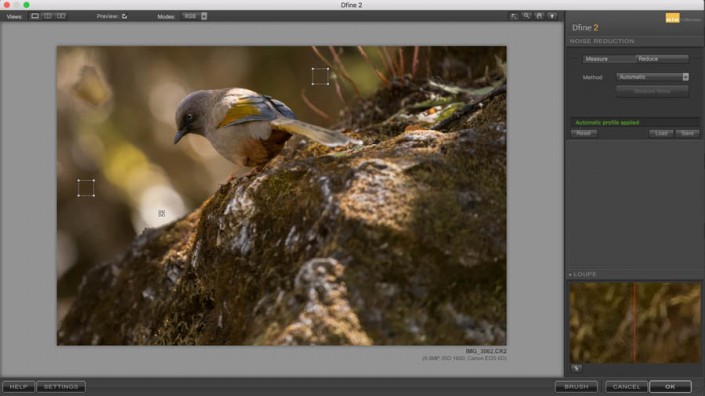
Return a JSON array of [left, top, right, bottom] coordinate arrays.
[[217, 95, 278, 128], [270, 118, 362, 147], [217, 92, 361, 148], [263, 96, 297, 119]]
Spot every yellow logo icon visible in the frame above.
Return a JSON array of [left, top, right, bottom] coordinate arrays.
[[666, 12, 680, 23]]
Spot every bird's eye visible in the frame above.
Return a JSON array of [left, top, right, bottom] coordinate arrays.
[[186, 113, 194, 122]]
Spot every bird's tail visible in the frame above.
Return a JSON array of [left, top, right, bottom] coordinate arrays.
[[270, 118, 362, 147]]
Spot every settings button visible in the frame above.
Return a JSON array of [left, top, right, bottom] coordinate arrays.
[[37, 381, 86, 393]]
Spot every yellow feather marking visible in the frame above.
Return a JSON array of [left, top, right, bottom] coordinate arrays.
[[217, 99, 261, 128]]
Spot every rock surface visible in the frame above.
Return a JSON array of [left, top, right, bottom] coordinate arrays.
[[59, 81, 507, 345]]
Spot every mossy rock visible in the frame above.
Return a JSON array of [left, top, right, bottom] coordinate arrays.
[[59, 79, 507, 346]]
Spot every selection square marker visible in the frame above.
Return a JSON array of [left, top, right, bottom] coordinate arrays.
[[311, 67, 330, 86], [76, 179, 95, 198]]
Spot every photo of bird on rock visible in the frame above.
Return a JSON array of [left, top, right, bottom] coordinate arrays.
[[174, 88, 362, 173], [57, 46, 507, 346]]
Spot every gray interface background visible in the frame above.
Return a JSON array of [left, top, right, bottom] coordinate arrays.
[[0, 22, 563, 377]]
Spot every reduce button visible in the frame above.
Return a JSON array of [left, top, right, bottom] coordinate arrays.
[[635, 55, 689, 63], [649, 380, 692, 393]]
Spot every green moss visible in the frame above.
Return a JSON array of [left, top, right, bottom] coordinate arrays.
[[435, 102, 466, 123]]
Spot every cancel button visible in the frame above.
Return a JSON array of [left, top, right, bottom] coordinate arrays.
[[605, 381, 648, 393]]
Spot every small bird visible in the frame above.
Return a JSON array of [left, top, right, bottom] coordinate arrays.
[[174, 88, 361, 168]]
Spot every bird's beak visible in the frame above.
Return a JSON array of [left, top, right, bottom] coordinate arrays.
[[174, 127, 189, 144]]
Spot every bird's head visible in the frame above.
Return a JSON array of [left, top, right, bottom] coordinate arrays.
[[174, 90, 210, 144]]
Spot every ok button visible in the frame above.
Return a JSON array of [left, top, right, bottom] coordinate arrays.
[[649, 380, 692, 393]]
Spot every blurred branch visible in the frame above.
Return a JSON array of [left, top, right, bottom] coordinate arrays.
[[395, 48, 405, 76], [357, 46, 389, 86], [327, 46, 362, 98], [381, 47, 396, 76], [333, 77, 347, 106], [377, 47, 393, 76], [300, 88, 331, 121], [311, 46, 361, 98], [411, 46, 420, 77]]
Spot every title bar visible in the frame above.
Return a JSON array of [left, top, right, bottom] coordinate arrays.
[[5, 0, 704, 11]]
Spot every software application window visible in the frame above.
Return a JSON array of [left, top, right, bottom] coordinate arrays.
[[0, 1, 701, 395]]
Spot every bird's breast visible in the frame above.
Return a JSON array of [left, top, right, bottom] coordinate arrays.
[[206, 121, 287, 167]]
